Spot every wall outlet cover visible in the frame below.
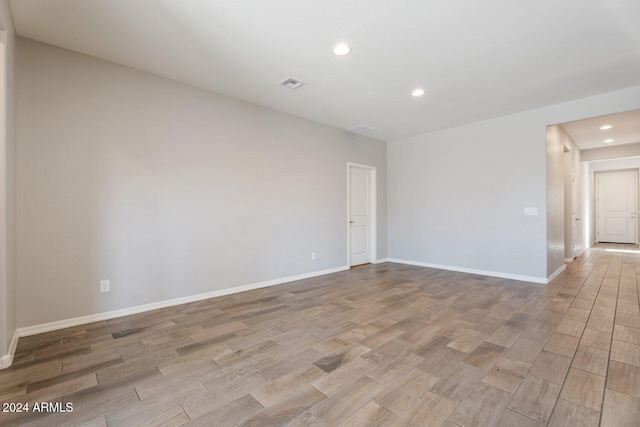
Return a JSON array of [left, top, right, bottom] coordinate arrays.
[[100, 280, 110, 293]]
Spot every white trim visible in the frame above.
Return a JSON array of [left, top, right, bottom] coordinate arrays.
[[564, 258, 575, 263], [0, 34, 10, 370], [373, 258, 389, 264], [347, 163, 377, 267], [16, 265, 349, 338], [0, 330, 19, 369], [387, 258, 548, 284], [547, 264, 567, 283]]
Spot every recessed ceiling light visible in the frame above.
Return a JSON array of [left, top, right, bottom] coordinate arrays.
[[600, 125, 612, 130], [332, 43, 351, 56], [411, 89, 425, 97], [604, 139, 614, 143]]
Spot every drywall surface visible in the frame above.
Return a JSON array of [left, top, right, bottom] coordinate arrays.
[[388, 85, 640, 280], [0, 0, 16, 360], [581, 162, 594, 249], [589, 157, 640, 172], [582, 142, 640, 162], [551, 125, 582, 260], [546, 125, 566, 276], [16, 38, 387, 327]]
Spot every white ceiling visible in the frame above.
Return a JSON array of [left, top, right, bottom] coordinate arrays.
[[561, 109, 640, 150], [9, 0, 640, 141]]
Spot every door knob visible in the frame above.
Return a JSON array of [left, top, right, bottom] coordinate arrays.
[[349, 220, 355, 224]]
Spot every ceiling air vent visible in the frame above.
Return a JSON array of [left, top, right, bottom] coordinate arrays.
[[347, 124, 374, 134], [279, 77, 305, 89]]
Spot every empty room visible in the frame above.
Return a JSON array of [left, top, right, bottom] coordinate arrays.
[[1, 1, 640, 426]]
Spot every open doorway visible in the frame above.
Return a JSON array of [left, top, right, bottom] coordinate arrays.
[[549, 109, 640, 262]]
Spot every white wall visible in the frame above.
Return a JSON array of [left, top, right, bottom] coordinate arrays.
[[590, 156, 640, 172], [581, 162, 593, 249], [582, 142, 640, 162], [388, 85, 640, 281], [16, 38, 387, 328], [0, 0, 16, 363]]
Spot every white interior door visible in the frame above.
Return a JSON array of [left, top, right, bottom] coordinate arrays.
[[349, 166, 372, 266], [571, 169, 580, 257], [597, 171, 637, 244]]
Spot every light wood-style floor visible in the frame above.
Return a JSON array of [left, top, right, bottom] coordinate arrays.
[[1, 243, 639, 426]]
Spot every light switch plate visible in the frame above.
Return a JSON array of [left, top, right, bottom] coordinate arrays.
[[524, 207, 538, 216]]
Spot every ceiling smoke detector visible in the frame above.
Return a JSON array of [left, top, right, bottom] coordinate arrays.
[[279, 77, 305, 89], [347, 124, 374, 133]]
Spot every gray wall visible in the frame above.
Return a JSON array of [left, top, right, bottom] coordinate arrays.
[[590, 157, 640, 171], [582, 142, 640, 162], [548, 124, 584, 267], [388, 86, 640, 281], [553, 125, 581, 260], [0, 0, 16, 359], [16, 38, 387, 328], [546, 125, 566, 276]]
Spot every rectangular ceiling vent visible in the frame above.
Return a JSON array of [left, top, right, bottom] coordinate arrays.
[[347, 124, 374, 133], [279, 77, 305, 89]]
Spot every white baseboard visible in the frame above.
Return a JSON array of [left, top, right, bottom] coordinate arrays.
[[547, 264, 566, 283], [0, 330, 19, 369], [564, 258, 575, 263], [373, 258, 389, 264], [387, 258, 547, 284], [16, 265, 350, 339]]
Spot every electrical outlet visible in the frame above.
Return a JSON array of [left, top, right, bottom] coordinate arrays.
[[311, 252, 316, 260], [100, 280, 110, 293]]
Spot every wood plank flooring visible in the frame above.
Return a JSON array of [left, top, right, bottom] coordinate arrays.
[[1, 243, 639, 426]]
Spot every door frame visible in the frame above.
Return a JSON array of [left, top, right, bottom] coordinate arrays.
[[347, 163, 377, 267], [595, 169, 638, 244], [571, 168, 579, 258]]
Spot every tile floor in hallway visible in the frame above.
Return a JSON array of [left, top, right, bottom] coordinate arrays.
[[1, 243, 639, 426]]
